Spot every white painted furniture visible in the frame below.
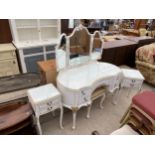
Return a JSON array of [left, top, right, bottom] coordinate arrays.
[[113, 68, 145, 105], [121, 69, 144, 89], [27, 84, 63, 134], [121, 68, 144, 96], [9, 19, 61, 73], [0, 43, 19, 77], [57, 61, 122, 129]]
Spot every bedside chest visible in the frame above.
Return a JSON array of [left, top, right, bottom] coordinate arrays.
[[121, 68, 145, 98], [0, 43, 19, 77], [112, 68, 144, 105], [27, 84, 63, 134], [121, 69, 144, 89]]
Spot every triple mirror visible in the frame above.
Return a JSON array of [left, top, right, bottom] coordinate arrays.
[[56, 24, 103, 71]]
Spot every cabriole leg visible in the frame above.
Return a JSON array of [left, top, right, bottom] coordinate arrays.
[[60, 107, 64, 129], [99, 93, 106, 109], [87, 104, 92, 119], [72, 110, 77, 130], [36, 116, 42, 135]]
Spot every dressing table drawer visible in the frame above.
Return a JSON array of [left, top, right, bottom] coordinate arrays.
[[80, 88, 90, 103], [38, 98, 61, 115]]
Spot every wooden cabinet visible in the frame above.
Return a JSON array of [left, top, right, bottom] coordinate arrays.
[[37, 60, 57, 85], [0, 43, 19, 77], [9, 19, 61, 73]]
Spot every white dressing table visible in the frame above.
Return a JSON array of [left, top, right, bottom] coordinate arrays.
[[57, 61, 122, 129], [55, 25, 144, 129]]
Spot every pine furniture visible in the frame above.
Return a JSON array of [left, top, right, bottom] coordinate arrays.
[[0, 43, 19, 77]]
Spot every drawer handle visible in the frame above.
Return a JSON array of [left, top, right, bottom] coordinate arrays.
[[84, 97, 88, 102], [48, 107, 52, 111], [13, 60, 16, 64], [132, 79, 135, 83], [47, 102, 52, 106], [81, 91, 86, 95]]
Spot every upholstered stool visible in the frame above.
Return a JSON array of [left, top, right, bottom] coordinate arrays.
[[121, 91, 155, 135], [27, 84, 63, 134], [132, 91, 155, 119]]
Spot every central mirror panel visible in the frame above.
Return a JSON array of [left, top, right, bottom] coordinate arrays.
[[66, 24, 92, 67]]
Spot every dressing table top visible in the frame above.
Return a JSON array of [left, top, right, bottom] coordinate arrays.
[[57, 61, 122, 91]]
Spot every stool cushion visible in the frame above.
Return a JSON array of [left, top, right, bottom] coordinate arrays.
[[132, 91, 155, 119]]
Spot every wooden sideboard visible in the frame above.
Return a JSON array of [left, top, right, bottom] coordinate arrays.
[[100, 40, 137, 67], [100, 36, 155, 67]]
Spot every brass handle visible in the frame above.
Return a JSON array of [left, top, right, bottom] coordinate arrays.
[[48, 107, 52, 111]]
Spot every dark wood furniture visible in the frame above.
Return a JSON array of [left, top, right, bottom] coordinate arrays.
[[0, 73, 40, 135], [0, 19, 12, 43], [0, 73, 40, 95], [101, 40, 137, 67], [100, 36, 155, 67], [0, 102, 33, 135], [124, 36, 155, 48]]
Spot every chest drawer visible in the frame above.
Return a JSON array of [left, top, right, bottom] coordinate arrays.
[[0, 59, 19, 77], [0, 51, 16, 61], [121, 79, 143, 88], [38, 98, 61, 115]]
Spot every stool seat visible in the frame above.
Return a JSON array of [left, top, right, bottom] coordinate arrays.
[[132, 91, 155, 119]]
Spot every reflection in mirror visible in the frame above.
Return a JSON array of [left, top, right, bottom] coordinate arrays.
[[66, 24, 93, 67], [91, 31, 103, 60], [56, 33, 68, 71]]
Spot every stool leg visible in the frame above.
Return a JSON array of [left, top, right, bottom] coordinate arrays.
[[60, 107, 64, 129], [112, 88, 121, 105], [36, 116, 42, 135], [138, 84, 143, 93], [99, 93, 106, 109], [87, 104, 92, 119], [127, 88, 131, 97], [72, 110, 77, 130]]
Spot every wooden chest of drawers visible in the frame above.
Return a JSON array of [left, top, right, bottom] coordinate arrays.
[[0, 43, 19, 77]]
